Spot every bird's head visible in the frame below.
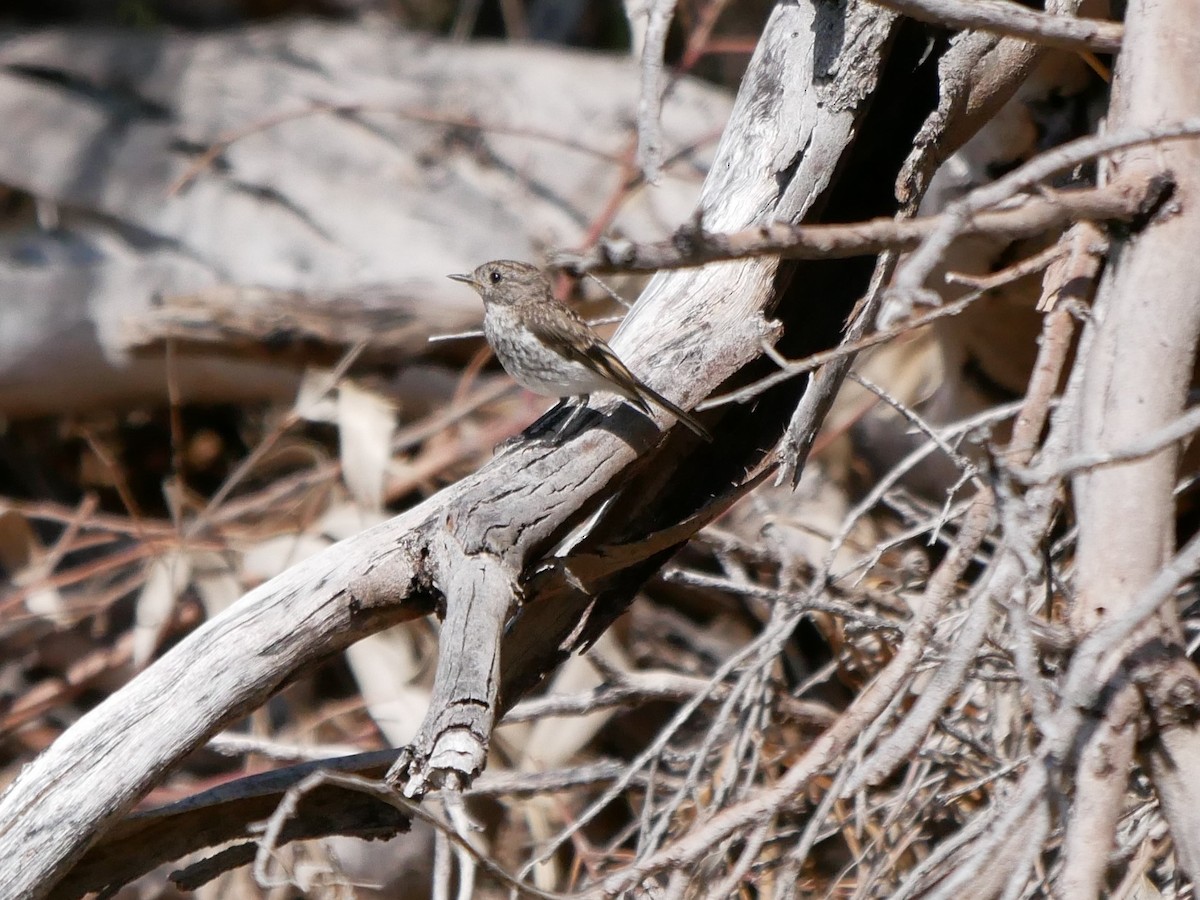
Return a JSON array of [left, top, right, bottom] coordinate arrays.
[[448, 259, 549, 307]]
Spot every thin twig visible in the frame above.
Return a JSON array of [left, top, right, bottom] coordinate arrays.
[[1017, 403, 1200, 484], [698, 290, 982, 411]]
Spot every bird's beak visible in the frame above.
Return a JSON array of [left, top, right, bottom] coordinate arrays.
[[448, 273, 481, 288]]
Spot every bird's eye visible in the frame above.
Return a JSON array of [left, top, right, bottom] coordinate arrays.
[[489, 270, 503, 284]]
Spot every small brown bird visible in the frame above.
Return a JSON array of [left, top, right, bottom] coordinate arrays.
[[449, 260, 711, 441]]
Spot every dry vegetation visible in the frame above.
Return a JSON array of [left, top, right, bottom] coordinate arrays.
[[1, 0, 1199, 898]]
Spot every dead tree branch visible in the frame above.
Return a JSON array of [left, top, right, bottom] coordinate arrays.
[[888, 118, 1200, 314], [555, 183, 1149, 273], [866, 0, 1123, 52], [634, 0, 678, 184]]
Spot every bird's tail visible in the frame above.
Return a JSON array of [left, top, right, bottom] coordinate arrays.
[[632, 381, 713, 442]]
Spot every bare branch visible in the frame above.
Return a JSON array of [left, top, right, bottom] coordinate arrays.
[[777, 252, 899, 487], [254, 770, 567, 900], [865, 0, 1122, 52], [555, 184, 1146, 273], [1059, 685, 1139, 897], [1019, 403, 1200, 484], [699, 290, 982, 411], [635, 0, 678, 184], [893, 122, 1200, 303]]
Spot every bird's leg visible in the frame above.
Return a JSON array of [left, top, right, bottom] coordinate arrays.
[[494, 399, 566, 454], [518, 397, 573, 443], [497, 398, 581, 453], [554, 394, 592, 440]]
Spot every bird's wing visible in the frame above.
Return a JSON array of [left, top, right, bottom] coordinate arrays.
[[527, 301, 713, 440], [527, 308, 650, 410]]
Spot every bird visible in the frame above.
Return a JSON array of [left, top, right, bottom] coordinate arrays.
[[448, 260, 712, 441]]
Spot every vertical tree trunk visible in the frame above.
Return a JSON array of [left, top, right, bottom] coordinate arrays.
[[1066, 0, 1200, 892]]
